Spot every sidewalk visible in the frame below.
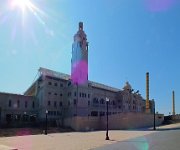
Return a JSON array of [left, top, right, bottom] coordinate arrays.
[[0, 130, 154, 150], [0, 123, 179, 150]]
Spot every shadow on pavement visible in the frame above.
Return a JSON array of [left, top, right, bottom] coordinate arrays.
[[92, 129, 180, 150]]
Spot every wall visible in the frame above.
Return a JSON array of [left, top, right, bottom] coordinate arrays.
[[64, 112, 164, 131], [172, 114, 180, 121], [0, 92, 37, 127]]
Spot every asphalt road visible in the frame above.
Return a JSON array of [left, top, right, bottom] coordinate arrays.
[[92, 128, 180, 150]]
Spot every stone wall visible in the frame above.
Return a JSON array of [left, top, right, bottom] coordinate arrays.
[[64, 112, 164, 131], [172, 114, 180, 121]]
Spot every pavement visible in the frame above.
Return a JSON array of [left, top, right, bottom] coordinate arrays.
[[0, 145, 17, 150], [0, 123, 179, 150]]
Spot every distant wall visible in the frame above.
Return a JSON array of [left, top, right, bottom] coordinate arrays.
[[64, 112, 164, 131], [172, 114, 180, 121]]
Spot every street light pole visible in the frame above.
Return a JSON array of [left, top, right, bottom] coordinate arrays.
[[45, 110, 48, 135], [153, 101, 156, 130], [105, 97, 110, 140]]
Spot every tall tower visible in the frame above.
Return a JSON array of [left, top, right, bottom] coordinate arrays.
[[71, 22, 88, 85], [172, 90, 175, 115], [146, 72, 150, 113]]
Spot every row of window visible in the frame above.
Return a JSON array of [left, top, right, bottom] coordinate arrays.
[[48, 111, 61, 116], [47, 100, 140, 110], [48, 92, 63, 97], [68, 99, 89, 106], [67, 92, 91, 98], [48, 82, 63, 87], [47, 101, 63, 107], [6, 114, 36, 122], [92, 98, 116, 105], [91, 111, 119, 117], [8, 100, 35, 109]]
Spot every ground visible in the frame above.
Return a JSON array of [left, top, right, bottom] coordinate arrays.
[[0, 123, 180, 150]]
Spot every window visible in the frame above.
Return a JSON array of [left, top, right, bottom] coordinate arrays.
[[67, 82, 71, 86], [88, 101, 90, 106], [68, 92, 71, 97], [25, 101, 28, 108], [74, 99, 77, 105], [91, 111, 98, 116], [54, 83, 58, 86], [54, 101, 57, 108], [17, 100, 20, 108], [59, 101, 62, 107], [68, 101, 70, 106], [48, 101, 51, 106], [57, 111, 61, 116], [8, 100, 11, 107], [60, 83, 63, 87], [32, 101, 35, 108], [60, 93, 63, 97], [79, 93, 81, 97], [100, 99, 105, 104], [48, 111, 51, 116], [93, 98, 99, 104], [74, 92, 76, 97], [100, 112, 105, 116], [54, 93, 57, 96], [88, 94, 90, 98], [48, 82, 52, 85], [48, 92, 51, 95], [112, 101, 116, 105]]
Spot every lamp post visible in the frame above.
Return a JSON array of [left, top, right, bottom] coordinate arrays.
[[105, 97, 110, 140], [24, 111, 27, 122], [153, 100, 156, 130], [45, 110, 48, 135]]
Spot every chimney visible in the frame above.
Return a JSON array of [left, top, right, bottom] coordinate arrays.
[[146, 72, 150, 113], [172, 91, 175, 115]]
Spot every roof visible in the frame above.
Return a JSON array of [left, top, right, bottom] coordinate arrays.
[[39, 67, 70, 81], [89, 81, 120, 92], [39, 67, 120, 92], [0, 91, 33, 97]]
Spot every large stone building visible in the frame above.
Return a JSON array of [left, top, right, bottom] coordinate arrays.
[[0, 22, 161, 129]]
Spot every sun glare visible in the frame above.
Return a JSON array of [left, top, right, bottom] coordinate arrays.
[[11, 0, 30, 12], [0, 0, 52, 42]]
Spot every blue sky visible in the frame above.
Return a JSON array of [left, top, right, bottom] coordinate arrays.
[[0, 0, 179, 115]]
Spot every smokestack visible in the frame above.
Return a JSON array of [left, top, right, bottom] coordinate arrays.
[[172, 91, 175, 115], [146, 72, 150, 113]]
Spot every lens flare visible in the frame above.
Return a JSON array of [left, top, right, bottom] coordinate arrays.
[[71, 60, 88, 85], [145, 0, 176, 12], [0, 0, 55, 45], [11, 0, 29, 13]]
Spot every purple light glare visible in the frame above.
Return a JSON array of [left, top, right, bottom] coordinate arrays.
[[145, 0, 175, 12], [71, 60, 88, 85]]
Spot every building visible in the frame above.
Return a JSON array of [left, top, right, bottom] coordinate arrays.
[[0, 22, 161, 129], [0, 92, 37, 127]]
